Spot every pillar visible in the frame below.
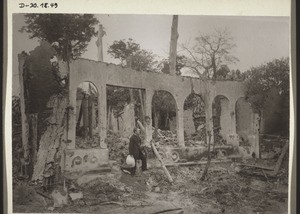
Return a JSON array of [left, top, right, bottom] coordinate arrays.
[[145, 88, 154, 118], [176, 98, 185, 147], [99, 84, 107, 148], [144, 88, 154, 143]]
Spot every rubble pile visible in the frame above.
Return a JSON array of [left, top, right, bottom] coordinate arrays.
[[185, 129, 207, 147], [154, 129, 178, 147], [144, 169, 171, 193], [78, 177, 132, 206], [105, 131, 129, 163], [76, 134, 100, 149], [260, 136, 288, 159], [163, 163, 287, 212]]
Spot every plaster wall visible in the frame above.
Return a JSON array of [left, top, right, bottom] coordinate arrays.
[[58, 58, 248, 169], [65, 59, 245, 145]]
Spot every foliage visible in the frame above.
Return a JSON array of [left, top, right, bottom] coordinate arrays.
[[107, 86, 131, 114], [107, 38, 140, 65], [23, 42, 65, 114], [160, 55, 187, 74], [21, 14, 99, 61], [182, 29, 238, 79], [107, 38, 159, 72], [216, 65, 230, 79], [244, 57, 289, 112]]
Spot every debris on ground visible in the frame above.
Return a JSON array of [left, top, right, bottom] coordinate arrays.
[[105, 131, 130, 164], [76, 134, 100, 149], [154, 129, 179, 147], [13, 129, 289, 213], [185, 129, 207, 147], [51, 189, 68, 208], [78, 176, 132, 206]]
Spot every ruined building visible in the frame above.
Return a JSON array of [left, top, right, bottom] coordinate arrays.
[[18, 42, 260, 180]]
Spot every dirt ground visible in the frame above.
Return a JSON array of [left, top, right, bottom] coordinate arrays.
[[13, 157, 288, 214]]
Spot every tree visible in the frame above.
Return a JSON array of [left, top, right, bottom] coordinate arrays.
[[245, 57, 289, 112], [180, 29, 239, 180], [108, 38, 158, 72], [182, 29, 238, 79], [216, 64, 230, 80], [245, 57, 289, 135], [19, 14, 99, 181], [21, 14, 99, 61], [107, 38, 159, 126], [160, 54, 187, 75]]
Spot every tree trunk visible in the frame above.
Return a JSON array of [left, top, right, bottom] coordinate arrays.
[[29, 114, 38, 166], [129, 89, 134, 104], [138, 90, 145, 124], [212, 54, 217, 79], [154, 110, 159, 141], [32, 95, 68, 181], [201, 130, 214, 181], [169, 15, 179, 75], [88, 95, 93, 138], [18, 53, 30, 163], [77, 100, 83, 128], [82, 97, 88, 138], [151, 142, 173, 183], [107, 105, 113, 130]]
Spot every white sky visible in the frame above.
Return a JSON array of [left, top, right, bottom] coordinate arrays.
[[13, 14, 289, 96]]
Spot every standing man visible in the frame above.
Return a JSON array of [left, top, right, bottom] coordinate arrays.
[[122, 127, 147, 176]]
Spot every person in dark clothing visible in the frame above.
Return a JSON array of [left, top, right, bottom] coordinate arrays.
[[124, 127, 147, 175]]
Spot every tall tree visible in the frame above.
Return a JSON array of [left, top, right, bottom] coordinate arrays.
[[180, 28, 239, 180], [245, 57, 289, 111], [108, 38, 158, 72], [169, 15, 179, 75], [19, 14, 99, 181], [244, 57, 289, 135], [160, 54, 187, 75], [21, 14, 99, 61], [182, 29, 238, 79]]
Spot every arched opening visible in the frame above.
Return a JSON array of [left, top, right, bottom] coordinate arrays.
[[183, 93, 206, 146], [106, 85, 146, 138], [151, 90, 177, 145], [235, 97, 253, 146], [212, 95, 230, 144], [76, 82, 99, 148]]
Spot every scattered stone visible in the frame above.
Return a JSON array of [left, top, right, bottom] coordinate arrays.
[[154, 187, 160, 192], [51, 189, 68, 207], [69, 192, 83, 201], [47, 207, 55, 211]]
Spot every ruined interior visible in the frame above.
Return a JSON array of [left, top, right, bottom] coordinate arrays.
[[59, 58, 260, 176]]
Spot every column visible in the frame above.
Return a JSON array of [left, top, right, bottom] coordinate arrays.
[[144, 88, 154, 143], [145, 88, 154, 118], [99, 84, 107, 148], [176, 98, 185, 147]]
